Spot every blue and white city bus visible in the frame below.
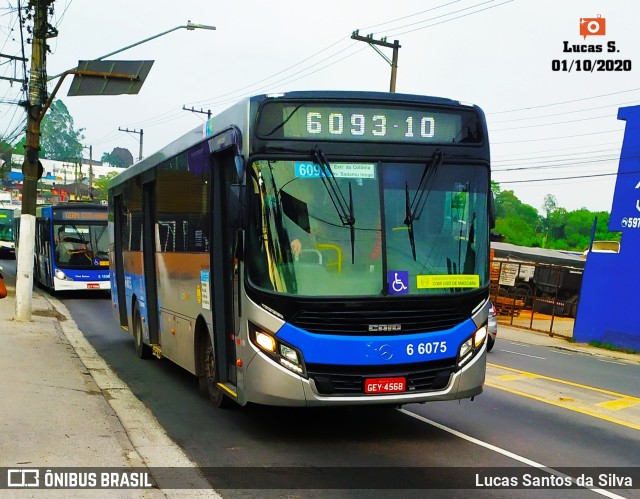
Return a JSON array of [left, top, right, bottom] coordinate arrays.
[[32, 203, 111, 292], [108, 91, 492, 408]]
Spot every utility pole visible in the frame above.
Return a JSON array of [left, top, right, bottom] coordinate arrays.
[[15, 0, 53, 322], [83, 144, 93, 200], [351, 30, 401, 92], [118, 127, 143, 161], [182, 105, 211, 119], [0, 53, 28, 85]]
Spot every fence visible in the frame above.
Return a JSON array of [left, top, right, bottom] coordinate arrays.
[[490, 259, 583, 338]]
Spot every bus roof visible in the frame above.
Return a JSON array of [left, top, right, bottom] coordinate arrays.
[[109, 90, 485, 190]]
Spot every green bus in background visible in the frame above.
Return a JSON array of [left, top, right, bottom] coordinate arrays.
[[0, 205, 18, 257]]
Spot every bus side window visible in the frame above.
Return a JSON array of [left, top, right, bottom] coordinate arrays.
[[157, 221, 175, 252]]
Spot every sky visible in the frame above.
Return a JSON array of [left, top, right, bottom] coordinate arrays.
[[1, 0, 639, 214]]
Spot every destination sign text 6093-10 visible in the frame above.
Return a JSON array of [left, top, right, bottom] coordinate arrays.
[[257, 102, 481, 144]]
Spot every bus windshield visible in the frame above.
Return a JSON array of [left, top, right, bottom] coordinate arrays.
[[247, 159, 489, 297], [54, 223, 109, 268]]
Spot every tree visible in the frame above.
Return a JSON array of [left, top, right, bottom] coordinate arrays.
[[93, 171, 119, 201], [101, 147, 133, 167], [15, 99, 85, 161], [0, 140, 15, 180], [542, 194, 558, 218], [494, 189, 541, 226], [493, 187, 543, 246]]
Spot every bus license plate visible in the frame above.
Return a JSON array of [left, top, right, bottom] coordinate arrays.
[[364, 377, 406, 394], [87, 283, 100, 289]]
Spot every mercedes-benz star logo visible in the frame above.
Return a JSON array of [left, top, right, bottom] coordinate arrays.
[[378, 344, 394, 361]]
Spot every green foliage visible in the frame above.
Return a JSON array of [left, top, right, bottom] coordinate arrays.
[[492, 186, 620, 251], [14, 99, 85, 161], [0, 140, 15, 179], [588, 341, 637, 354], [495, 217, 543, 247], [101, 147, 133, 167], [93, 171, 119, 201]]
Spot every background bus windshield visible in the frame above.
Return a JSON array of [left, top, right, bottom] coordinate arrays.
[[54, 223, 109, 268], [247, 159, 489, 297]]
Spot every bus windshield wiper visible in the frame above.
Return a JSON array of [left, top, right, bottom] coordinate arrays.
[[313, 147, 356, 263], [404, 151, 444, 261]]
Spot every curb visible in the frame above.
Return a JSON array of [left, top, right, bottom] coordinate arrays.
[[39, 290, 221, 498]]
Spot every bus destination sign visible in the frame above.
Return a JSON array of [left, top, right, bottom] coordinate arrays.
[[257, 101, 481, 144], [54, 210, 108, 221]]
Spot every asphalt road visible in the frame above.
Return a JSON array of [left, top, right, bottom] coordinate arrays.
[[2, 257, 639, 498]]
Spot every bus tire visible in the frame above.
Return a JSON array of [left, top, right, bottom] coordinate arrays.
[[199, 332, 233, 409], [487, 335, 495, 352], [132, 301, 152, 359]]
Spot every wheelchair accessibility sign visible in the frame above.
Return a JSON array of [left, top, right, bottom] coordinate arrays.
[[388, 270, 409, 294]]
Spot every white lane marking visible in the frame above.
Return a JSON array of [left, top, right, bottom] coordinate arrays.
[[505, 341, 530, 348], [500, 349, 546, 360], [398, 408, 625, 499], [549, 350, 573, 356], [597, 359, 628, 366]]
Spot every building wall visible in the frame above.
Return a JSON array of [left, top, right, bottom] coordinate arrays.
[[10, 154, 125, 183], [574, 105, 640, 351]]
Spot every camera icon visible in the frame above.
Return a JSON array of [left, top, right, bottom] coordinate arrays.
[[580, 15, 606, 39]]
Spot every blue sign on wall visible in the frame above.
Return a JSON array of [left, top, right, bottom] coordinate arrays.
[[574, 105, 640, 351], [608, 106, 640, 233]]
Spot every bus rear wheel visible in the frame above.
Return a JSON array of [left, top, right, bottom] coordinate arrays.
[[132, 302, 152, 359], [199, 333, 233, 409]]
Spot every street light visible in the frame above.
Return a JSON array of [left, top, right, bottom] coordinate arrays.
[[48, 21, 216, 81], [16, 19, 216, 323]]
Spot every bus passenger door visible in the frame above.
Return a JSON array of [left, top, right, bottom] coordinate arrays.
[[210, 148, 240, 387], [112, 195, 128, 328], [142, 181, 160, 345]]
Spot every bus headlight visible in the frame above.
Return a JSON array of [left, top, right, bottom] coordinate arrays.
[[457, 325, 487, 367], [55, 269, 72, 281], [249, 322, 306, 377], [255, 330, 276, 353]]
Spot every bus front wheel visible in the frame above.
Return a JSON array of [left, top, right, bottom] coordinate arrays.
[[199, 333, 233, 409]]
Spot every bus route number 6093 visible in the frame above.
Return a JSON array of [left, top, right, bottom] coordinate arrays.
[[406, 341, 447, 357]]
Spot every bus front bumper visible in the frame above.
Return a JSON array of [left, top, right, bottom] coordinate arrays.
[[54, 276, 112, 292], [242, 345, 486, 407]]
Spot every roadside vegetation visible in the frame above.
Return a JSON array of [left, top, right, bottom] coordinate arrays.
[[491, 181, 620, 252]]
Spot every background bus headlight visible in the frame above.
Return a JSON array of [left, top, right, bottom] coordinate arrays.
[[55, 269, 72, 281], [458, 325, 487, 367], [249, 322, 306, 376]]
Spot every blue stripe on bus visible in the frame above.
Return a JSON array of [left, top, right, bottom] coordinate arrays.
[[275, 319, 477, 366]]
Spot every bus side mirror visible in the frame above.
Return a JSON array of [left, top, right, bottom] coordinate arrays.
[[228, 184, 245, 230]]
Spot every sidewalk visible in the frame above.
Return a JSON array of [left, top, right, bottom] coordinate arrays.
[[495, 321, 640, 365], [0, 271, 219, 498]]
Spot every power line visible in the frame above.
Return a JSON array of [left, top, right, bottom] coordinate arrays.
[[359, 0, 467, 31], [488, 87, 640, 115], [490, 112, 616, 132], [384, 0, 515, 38], [177, 1, 510, 120], [492, 141, 622, 158], [492, 155, 623, 172], [493, 128, 623, 145], [492, 147, 619, 163], [488, 98, 640, 124], [496, 170, 629, 184]]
